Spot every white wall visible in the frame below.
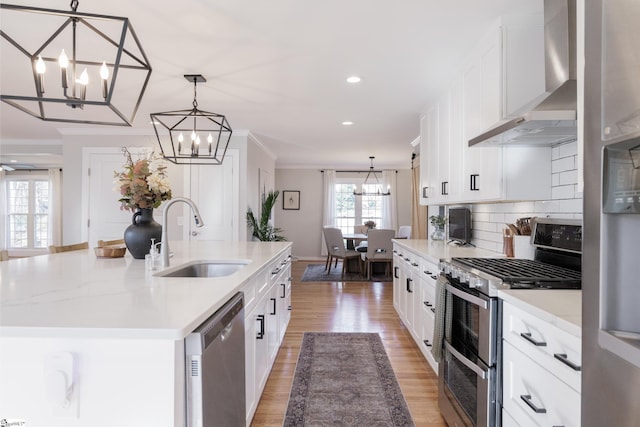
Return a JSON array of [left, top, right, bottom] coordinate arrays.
[[274, 168, 412, 259], [429, 140, 582, 253]]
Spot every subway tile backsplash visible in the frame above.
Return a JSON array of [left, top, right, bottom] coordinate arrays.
[[469, 141, 581, 253]]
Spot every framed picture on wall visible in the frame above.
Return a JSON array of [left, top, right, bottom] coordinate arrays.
[[282, 191, 300, 210]]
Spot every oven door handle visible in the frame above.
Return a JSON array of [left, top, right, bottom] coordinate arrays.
[[445, 283, 488, 309], [444, 341, 487, 380]]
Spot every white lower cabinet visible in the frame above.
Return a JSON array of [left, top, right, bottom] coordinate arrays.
[[245, 250, 291, 426], [393, 243, 439, 374], [501, 301, 581, 427]]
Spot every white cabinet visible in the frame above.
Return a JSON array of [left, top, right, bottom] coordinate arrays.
[[393, 243, 439, 374], [420, 5, 551, 205], [501, 301, 581, 426], [245, 249, 291, 426]]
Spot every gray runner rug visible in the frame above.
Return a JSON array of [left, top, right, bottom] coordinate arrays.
[[283, 332, 415, 426]]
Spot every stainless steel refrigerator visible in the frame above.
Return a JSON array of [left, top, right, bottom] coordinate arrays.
[[583, 1, 640, 425]]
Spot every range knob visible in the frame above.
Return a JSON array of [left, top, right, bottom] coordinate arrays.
[[458, 272, 469, 283], [468, 276, 486, 289]]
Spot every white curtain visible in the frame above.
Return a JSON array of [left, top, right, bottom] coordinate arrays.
[[381, 170, 398, 232], [0, 170, 7, 252], [320, 170, 336, 255], [48, 168, 62, 246]]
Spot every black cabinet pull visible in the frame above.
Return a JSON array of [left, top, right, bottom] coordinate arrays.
[[270, 297, 277, 315], [430, 275, 438, 280], [470, 174, 480, 191], [411, 262, 419, 267], [271, 267, 280, 275], [406, 278, 413, 293], [520, 394, 547, 414], [423, 339, 433, 348], [430, 307, 436, 313], [520, 332, 547, 347], [394, 266, 400, 279], [424, 270, 432, 275], [441, 181, 448, 195], [256, 315, 265, 339], [553, 353, 581, 371], [280, 283, 286, 298]]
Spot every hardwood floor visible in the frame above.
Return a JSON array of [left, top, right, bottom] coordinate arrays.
[[250, 261, 446, 426]]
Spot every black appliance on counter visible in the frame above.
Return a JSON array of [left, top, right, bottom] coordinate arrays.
[[437, 218, 582, 427]]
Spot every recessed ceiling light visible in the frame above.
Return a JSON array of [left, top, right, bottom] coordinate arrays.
[[346, 76, 361, 84], [10, 159, 17, 163], [342, 121, 354, 126]]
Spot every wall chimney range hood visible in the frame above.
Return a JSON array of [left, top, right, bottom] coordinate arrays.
[[470, 0, 577, 147]]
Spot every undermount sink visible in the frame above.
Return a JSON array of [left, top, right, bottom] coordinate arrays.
[[155, 260, 249, 278]]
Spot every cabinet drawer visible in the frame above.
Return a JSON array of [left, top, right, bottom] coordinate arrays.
[[501, 408, 519, 427], [503, 302, 581, 392], [503, 341, 580, 427]]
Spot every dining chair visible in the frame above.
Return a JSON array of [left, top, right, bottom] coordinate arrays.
[[97, 238, 125, 247], [362, 229, 395, 280], [49, 242, 89, 253], [397, 225, 412, 239], [323, 227, 362, 277]]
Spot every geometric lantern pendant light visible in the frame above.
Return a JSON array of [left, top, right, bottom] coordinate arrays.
[[150, 74, 232, 165], [0, 1, 152, 126]]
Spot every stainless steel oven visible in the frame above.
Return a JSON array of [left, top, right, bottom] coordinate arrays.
[[439, 274, 499, 427]]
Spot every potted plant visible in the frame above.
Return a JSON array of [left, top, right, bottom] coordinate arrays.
[[429, 215, 446, 240], [246, 190, 287, 241]]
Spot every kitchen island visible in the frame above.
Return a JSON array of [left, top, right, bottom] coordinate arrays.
[[0, 240, 292, 427]]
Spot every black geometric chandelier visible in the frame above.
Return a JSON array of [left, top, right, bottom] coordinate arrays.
[[353, 156, 391, 196], [0, 1, 152, 126], [151, 74, 233, 165]]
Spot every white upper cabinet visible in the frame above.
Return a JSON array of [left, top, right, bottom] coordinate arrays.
[[420, 2, 551, 205]]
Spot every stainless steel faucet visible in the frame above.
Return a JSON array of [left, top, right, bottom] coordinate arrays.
[[160, 197, 204, 267]]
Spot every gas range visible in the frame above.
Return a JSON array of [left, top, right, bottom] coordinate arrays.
[[440, 219, 582, 298], [443, 257, 582, 297], [437, 219, 583, 427]]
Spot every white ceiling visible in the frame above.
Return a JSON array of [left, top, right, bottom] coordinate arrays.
[[0, 0, 531, 170]]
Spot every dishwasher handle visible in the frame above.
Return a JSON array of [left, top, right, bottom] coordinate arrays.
[[194, 292, 244, 351]]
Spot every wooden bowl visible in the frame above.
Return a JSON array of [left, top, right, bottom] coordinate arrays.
[[94, 246, 126, 258]]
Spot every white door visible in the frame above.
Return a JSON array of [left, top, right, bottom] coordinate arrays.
[[184, 149, 239, 242], [83, 147, 152, 247]]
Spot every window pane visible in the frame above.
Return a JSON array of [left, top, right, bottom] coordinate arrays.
[[362, 194, 383, 227], [35, 181, 50, 214], [335, 183, 356, 234], [9, 214, 28, 248], [8, 181, 29, 214], [34, 214, 49, 248]]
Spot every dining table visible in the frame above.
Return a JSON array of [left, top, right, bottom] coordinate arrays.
[[342, 233, 368, 251]]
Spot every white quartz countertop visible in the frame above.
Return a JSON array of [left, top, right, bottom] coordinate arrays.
[[392, 239, 501, 264], [0, 241, 292, 340], [499, 289, 582, 337]]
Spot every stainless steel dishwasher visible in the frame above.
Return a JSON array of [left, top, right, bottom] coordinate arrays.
[[185, 292, 245, 427]]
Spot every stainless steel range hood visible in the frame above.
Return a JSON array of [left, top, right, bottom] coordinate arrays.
[[469, 0, 577, 147]]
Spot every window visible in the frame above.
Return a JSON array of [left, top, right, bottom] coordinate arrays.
[[334, 179, 383, 235], [6, 178, 50, 249]]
